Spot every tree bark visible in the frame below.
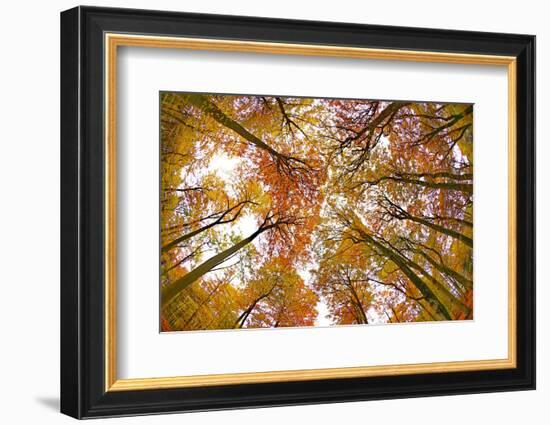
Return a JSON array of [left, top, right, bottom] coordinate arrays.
[[406, 215, 473, 248], [396, 171, 473, 181], [161, 220, 218, 253], [161, 201, 247, 254], [345, 211, 452, 320], [340, 102, 410, 171], [416, 105, 473, 143], [417, 249, 473, 290], [180, 94, 285, 159], [404, 253, 470, 315], [234, 287, 275, 328], [161, 224, 275, 308], [349, 291, 369, 324], [349, 102, 409, 144], [340, 272, 369, 324], [357, 175, 472, 194]]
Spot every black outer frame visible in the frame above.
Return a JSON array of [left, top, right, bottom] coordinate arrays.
[[60, 5, 536, 419]]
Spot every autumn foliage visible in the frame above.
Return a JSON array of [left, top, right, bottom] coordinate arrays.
[[160, 92, 473, 331]]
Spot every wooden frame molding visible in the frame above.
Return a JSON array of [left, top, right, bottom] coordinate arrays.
[[61, 7, 535, 419], [104, 33, 518, 392]]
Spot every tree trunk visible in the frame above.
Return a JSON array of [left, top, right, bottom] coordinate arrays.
[[404, 253, 470, 315], [360, 175, 472, 194], [346, 211, 452, 320], [354, 102, 410, 142], [161, 201, 246, 254], [161, 224, 274, 308], [161, 220, 219, 253], [417, 249, 473, 290], [234, 290, 272, 328], [180, 94, 284, 159], [346, 282, 369, 324], [407, 215, 473, 248], [397, 171, 473, 181]]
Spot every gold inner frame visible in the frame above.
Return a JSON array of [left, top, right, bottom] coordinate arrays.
[[104, 33, 517, 392]]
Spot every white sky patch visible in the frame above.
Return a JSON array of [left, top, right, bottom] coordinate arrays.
[[296, 263, 332, 327], [452, 142, 465, 163], [296, 260, 335, 327], [367, 306, 387, 324], [377, 134, 390, 150], [314, 299, 333, 326], [234, 213, 258, 239], [296, 267, 311, 284], [207, 152, 242, 185]]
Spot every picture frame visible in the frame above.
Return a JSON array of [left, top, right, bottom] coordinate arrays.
[[60, 5, 535, 419]]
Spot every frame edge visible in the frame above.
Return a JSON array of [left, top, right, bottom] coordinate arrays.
[[60, 6, 83, 420], [61, 6, 536, 418]]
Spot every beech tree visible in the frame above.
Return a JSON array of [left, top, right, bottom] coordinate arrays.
[[160, 93, 473, 331]]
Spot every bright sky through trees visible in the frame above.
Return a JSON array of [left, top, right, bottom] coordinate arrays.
[[160, 93, 474, 332]]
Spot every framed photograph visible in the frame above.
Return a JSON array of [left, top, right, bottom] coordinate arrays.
[[60, 6, 535, 419]]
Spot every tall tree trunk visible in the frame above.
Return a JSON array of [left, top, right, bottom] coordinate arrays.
[[406, 215, 473, 248], [346, 211, 452, 320], [161, 201, 247, 254], [404, 253, 470, 315], [417, 105, 473, 143], [234, 288, 275, 328], [351, 102, 410, 143], [350, 298, 369, 324], [344, 281, 369, 324], [161, 220, 219, 253], [161, 224, 275, 308], [179, 94, 286, 159], [396, 171, 473, 181], [416, 249, 473, 290], [357, 175, 472, 194], [343, 102, 410, 171], [182, 281, 225, 328]]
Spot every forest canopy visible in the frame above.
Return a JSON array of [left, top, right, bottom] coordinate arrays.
[[159, 92, 473, 332]]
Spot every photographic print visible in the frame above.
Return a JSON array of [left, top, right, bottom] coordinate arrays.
[[160, 93, 474, 332], [61, 9, 535, 417]]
